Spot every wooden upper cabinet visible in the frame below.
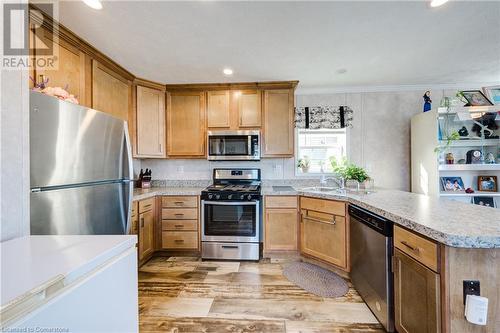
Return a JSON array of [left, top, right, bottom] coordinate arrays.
[[136, 85, 166, 158], [235, 90, 261, 128], [207, 90, 230, 128], [92, 60, 131, 121], [167, 91, 206, 157], [32, 27, 87, 106], [262, 89, 294, 157]]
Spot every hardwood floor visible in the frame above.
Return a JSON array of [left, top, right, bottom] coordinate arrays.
[[139, 256, 384, 332]]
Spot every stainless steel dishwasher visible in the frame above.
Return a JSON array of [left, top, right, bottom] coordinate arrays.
[[349, 205, 394, 332]]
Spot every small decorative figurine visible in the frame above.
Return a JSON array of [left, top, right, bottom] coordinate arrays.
[[458, 126, 469, 137], [423, 91, 432, 112], [485, 152, 496, 164], [445, 152, 454, 164], [466, 150, 482, 164]]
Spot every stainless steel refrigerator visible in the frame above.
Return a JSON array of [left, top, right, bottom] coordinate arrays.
[[30, 91, 133, 235]]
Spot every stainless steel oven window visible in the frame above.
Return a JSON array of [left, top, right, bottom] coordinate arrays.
[[201, 201, 260, 243]]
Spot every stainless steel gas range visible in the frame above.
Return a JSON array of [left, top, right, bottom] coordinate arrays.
[[200, 168, 261, 260]]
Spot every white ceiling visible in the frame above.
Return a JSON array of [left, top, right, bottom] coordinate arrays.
[[55, 1, 500, 92]]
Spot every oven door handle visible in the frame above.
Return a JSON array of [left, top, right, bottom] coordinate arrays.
[[202, 200, 258, 206]]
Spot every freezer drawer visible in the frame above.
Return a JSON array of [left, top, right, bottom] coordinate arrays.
[[31, 181, 131, 235]]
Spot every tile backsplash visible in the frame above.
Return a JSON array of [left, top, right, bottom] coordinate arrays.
[[138, 158, 312, 181]]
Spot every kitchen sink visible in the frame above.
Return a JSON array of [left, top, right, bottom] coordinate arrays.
[[302, 186, 343, 193]]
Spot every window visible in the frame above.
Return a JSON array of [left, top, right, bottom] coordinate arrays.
[[296, 129, 347, 175]]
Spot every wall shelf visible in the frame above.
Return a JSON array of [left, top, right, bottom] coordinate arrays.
[[438, 140, 499, 148], [438, 164, 500, 171], [440, 192, 500, 197]]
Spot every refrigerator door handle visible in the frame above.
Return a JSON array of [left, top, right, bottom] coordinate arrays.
[[123, 121, 134, 234]]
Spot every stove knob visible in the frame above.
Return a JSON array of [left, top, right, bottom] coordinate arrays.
[[215, 194, 221, 200], [208, 194, 213, 200], [228, 194, 233, 200], [240, 194, 245, 200], [247, 194, 252, 200]]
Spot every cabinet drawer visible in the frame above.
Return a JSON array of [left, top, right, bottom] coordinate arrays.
[[162, 231, 198, 249], [300, 197, 345, 216], [162, 208, 198, 220], [394, 226, 439, 272], [139, 197, 155, 213], [265, 196, 297, 209], [162, 196, 198, 208], [162, 220, 198, 231]]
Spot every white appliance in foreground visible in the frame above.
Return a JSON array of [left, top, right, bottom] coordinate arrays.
[[1, 235, 138, 332]]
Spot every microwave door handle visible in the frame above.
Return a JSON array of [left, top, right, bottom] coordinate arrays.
[[248, 136, 252, 155]]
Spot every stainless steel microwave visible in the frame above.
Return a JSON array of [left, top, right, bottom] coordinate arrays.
[[207, 130, 260, 161]]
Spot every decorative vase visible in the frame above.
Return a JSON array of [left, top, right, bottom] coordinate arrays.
[[301, 166, 309, 173]]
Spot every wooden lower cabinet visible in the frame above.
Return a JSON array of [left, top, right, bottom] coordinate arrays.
[[264, 196, 298, 253], [138, 205, 155, 262], [161, 196, 200, 250], [299, 197, 348, 270], [393, 248, 441, 333]]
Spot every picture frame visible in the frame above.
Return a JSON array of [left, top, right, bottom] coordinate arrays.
[[482, 85, 500, 105], [440, 176, 465, 192], [477, 175, 497, 192], [461, 90, 493, 106], [472, 196, 496, 208]]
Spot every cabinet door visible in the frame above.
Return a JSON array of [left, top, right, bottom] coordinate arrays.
[[92, 60, 131, 121], [236, 90, 261, 128], [262, 89, 294, 157], [136, 85, 165, 157], [166, 92, 206, 157], [394, 249, 441, 333], [139, 210, 154, 261], [33, 27, 87, 105], [207, 91, 230, 128], [264, 208, 298, 251], [300, 211, 347, 269]]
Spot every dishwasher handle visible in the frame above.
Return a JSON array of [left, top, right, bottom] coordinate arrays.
[[349, 205, 393, 236]]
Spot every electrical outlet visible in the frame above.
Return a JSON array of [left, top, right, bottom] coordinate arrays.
[[463, 280, 480, 305], [177, 166, 184, 173]]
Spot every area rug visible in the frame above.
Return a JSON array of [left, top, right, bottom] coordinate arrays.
[[283, 261, 349, 298]]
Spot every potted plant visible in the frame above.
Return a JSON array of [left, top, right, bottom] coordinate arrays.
[[297, 156, 311, 173], [330, 157, 370, 190]]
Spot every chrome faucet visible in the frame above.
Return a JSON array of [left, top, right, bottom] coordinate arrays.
[[319, 174, 345, 189]]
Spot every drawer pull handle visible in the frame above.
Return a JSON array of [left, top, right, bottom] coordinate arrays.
[[401, 241, 419, 253], [301, 213, 336, 225], [174, 201, 184, 205], [174, 213, 184, 217], [143, 204, 152, 210], [175, 225, 184, 228], [222, 245, 239, 249], [174, 239, 184, 243]]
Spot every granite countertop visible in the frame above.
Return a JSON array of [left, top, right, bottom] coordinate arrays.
[[134, 185, 500, 248], [133, 187, 205, 201], [266, 186, 500, 249]]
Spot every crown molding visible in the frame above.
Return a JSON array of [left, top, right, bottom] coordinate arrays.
[[295, 82, 500, 95]]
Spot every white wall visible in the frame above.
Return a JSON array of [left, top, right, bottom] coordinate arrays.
[[0, 1, 30, 241], [140, 89, 457, 191]]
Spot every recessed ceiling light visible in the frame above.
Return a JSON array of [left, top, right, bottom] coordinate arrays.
[[336, 68, 347, 75], [83, 0, 103, 10], [223, 68, 233, 76], [430, 0, 449, 8]]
